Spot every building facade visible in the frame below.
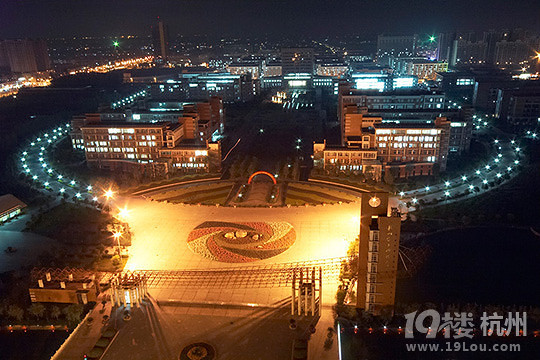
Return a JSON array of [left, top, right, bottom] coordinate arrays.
[[357, 193, 401, 315]]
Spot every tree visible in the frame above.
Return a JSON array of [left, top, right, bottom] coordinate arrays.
[[28, 303, 45, 321], [50, 306, 61, 321], [63, 304, 84, 325], [8, 305, 24, 322], [384, 169, 394, 185]]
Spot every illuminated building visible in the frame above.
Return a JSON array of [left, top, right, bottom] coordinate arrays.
[[312, 141, 382, 181], [374, 118, 450, 175], [149, 73, 259, 102], [227, 60, 262, 79], [79, 122, 220, 175], [356, 193, 401, 315], [315, 60, 349, 78], [281, 47, 314, 75], [404, 60, 448, 81], [263, 60, 282, 77], [0, 194, 27, 224], [351, 72, 418, 92], [338, 87, 446, 127], [152, 20, 169, 62]]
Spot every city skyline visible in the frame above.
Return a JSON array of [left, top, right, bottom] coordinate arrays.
[[1, 0, 540, 39]]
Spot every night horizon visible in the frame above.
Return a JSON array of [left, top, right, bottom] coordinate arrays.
[[1, 0, 540, 38]]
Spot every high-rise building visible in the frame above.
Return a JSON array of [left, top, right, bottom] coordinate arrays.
[[357, 192, 401, 315], [152, 20, 169, 62], [376, 35, 418, 65], [0, 39, 51, 74], [281, 47, 314, 75]]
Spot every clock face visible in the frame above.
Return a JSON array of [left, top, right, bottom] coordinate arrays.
[[368, 196, 381, 208]]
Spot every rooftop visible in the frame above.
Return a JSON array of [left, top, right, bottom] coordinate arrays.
[[0, 194, 27, 216]]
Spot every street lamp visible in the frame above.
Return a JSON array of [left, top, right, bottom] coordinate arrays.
[[104, 189, 114, 199]]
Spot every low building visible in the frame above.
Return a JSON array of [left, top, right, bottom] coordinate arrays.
[[404, 60, 448, 81], [0, 194, 27, 223], [28, 268, 100, 304], [313, 141, 382, 181]]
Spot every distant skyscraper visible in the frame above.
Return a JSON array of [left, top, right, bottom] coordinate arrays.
[[0, 39, 51, 74], [281, 47, 314, 75], [152, 20, 170, 62], [376, 35, 418, 65]]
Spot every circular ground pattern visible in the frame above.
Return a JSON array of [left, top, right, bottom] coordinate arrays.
[[187, 221, 296, 262], [179, 342, 215, 360]]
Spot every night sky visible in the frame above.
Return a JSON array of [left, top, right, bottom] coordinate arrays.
[[1, 0, 539, 38]]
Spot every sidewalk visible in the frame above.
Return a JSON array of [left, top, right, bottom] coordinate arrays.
[[51, 292, 113, 360], [308, 305, 339, 360]]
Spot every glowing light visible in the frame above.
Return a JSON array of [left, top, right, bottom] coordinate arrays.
[[92, 197, 98, 202], [70, 180, 76, 186], [496, 173, 502, 178], [461, 176, 467, 181], [104, 189, 114, 199], [429, 35, 436, 42], [485, 165, 491, 170], [514, 160, 519, 164], [44, 182, 49, 187], [507, 167, 512, 171], [497, 153, 502, 158], [515, 147, 521, 152], [57, 174, 63, 180], [475, 170, 481, 175], [399, 191, 405, 197], [59, 188, 65, 193], [468, 185, 474, 190], [113, 41, 119, 47], [113, 231, 122, 240], [425, 186, 430, 191], [118, 207, 131, 220], [411, 198, 418, 204], [482, 179, 488, 184], [444, 191, 450, 197], [444, 181, 450, 187], [32, 175, 38, 180], [87, 185, 93, 191], [75, 193, 81, 198]]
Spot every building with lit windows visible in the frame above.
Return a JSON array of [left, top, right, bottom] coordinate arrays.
[[404, 60, 448, 81], [357, 193, 401, 315], [227, 60, 262, 79], [313, 141, 382, 181], [149, 73, 259, 102], [338, 87, 446, 126], [374, 118, 450, 175], [263, 60, 282, 77], [79, 122, 220, 175], [0, 194, 27, 224], [317, 115, 450, 178], [315, 60, 349, 78]]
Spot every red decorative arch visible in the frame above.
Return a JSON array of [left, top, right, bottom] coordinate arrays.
[[248, 171, 277, 185]]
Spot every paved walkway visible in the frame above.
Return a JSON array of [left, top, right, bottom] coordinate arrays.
[[51, 292, 113, 360]]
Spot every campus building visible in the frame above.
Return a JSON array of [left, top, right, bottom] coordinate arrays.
[[281, 47, 315, 75], [71, 97, 224, 176], [357, 193, 401, 315], [315, 116, 450, 178], [0, 194, 27, 224]]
